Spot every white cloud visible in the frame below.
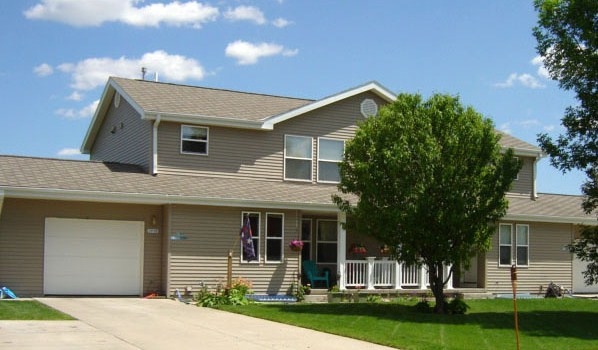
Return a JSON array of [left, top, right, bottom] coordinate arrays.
[[494, 73, 545, 89], [499, 122, 512, 134], [33, 63, 53, 76], [272, 17, 292, 28], [225, 40, 298, 65], [67, 91, 83, 101], [57, 148, 82, 156], [543, 125, 555, 132], [24, 0, 219, 28], [516, 119, 541, 128], [55, 99, 99, 119], [531, 55, 550, 79], [58, 50, 205, 91], [224, 6, 265, 24]]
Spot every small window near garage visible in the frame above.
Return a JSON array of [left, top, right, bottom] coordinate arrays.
[[516, 224, 529, 266], [181, 125, 209, 155], [265, 213, 284, 263], [316, 220, 337, 263], [241, 212, 260, 263], [301, 219, 312, 262], [317, 138, 344, 183], [284, 135, 312, 181], [499, 224, 512, 266]]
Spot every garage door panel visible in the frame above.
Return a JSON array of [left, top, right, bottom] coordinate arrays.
[[44, 218, 143, 295]]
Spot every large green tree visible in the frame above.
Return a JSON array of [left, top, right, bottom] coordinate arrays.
[[334, 93, 520, 313], [534, 0, 598, 285]]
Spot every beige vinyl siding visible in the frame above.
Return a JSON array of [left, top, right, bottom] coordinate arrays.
[[509, 156, 534, 196], [157, 92, 388, 181], [486, 221, 574, 294], [0, 198, 162, 297], [167, 204, 301, 295], [90, 96, 152, 171]]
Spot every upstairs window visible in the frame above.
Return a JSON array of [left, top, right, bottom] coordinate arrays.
[[181, 125, 208, 155], [317, 138, 344, 183], [284, 135, 312, 181]]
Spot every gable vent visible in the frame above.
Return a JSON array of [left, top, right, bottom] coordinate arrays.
[[360, 99, 378, 117]]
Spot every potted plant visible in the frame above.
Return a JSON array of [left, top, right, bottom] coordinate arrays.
[[349, 243, 367, 255], [289, 239, 304, 252]]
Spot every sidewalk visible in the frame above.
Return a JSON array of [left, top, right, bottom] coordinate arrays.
[[1, 298, 396, 350]]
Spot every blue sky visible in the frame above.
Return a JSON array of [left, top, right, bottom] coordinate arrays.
[[0, 0, 585, 195]]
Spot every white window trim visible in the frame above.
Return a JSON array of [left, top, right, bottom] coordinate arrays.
[[181, 125, 209, 156], [317, 137, 345, 184], [514, 157, 519, 181], [284, 134, 313, 182], [240, 211, 260, 264], [265, 212, 284, 263], [498, 223, 513, 267], [316, 219, 337, 264], [515, 224, 530, 267]]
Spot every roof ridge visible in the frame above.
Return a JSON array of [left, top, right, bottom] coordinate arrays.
[[110, 76, 314, 102]]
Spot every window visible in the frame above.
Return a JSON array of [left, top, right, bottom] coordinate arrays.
[[514, 157, 519, 180], [499, 224, 512, 266], [316, 220, 337, 263], [301, 219, 312, 262], [181, 125, 208, 155], [499, 223, 530, 267], [516, 225, 529, 266], [317, 138, 344, 183], [266, 213, 284, 262], [284, 135, 312, 181], [241, 212, 260, 262]]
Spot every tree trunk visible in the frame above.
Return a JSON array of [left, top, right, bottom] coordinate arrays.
[[428, 263, 447, 314]]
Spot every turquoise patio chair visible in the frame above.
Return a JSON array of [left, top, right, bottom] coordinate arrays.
[[302, 260, 329, 288]]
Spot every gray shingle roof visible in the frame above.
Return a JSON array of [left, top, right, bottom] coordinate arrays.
[[0, 155, 593, 223], [111, 77, 313, 121], [0, 155, 340, 210]]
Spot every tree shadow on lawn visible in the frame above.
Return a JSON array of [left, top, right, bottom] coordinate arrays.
[[270, 302, 597, 341]]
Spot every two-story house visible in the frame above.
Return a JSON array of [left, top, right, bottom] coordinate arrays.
[[0, 76, 595, 297]]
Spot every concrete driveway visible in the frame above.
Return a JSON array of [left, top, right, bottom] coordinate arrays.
[[0, 298, 395, 350]]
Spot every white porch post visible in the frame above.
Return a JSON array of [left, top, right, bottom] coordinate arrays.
[[445, 264, 454, 289], [366, 257, 376, 290], [418, 264, 427, 289], [337, 211, 347, 290], [394, 261, 402, 289]]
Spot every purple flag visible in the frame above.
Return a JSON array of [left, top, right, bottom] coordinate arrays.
[[240, 216, 257, 261]]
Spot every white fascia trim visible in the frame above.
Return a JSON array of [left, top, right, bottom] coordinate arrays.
[[503, 213, 597, 225], [262, 81, 397, 129], [1, 187, 338, 213], [143, 112, 266, 130], [81, 78, 146, 154]]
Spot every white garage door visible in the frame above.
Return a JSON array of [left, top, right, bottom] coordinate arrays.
[[44, 218, 144, 295], [573, 257, 598, 293]]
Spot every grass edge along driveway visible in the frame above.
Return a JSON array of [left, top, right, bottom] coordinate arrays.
[[0, 300, 74, 320], [216, 298, 597, 350]]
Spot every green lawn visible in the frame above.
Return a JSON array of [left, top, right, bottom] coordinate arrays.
[[0, 300, 74, 320], [217, 298, 598, 350]]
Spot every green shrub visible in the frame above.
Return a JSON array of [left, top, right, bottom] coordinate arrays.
[[195, 277, 253, 307], [447, 297, 470, 314], [366, 295, 383, 303], [414, 300, 432, 313]]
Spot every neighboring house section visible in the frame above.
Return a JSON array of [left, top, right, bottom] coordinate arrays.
[[0, 77, 596, 297]]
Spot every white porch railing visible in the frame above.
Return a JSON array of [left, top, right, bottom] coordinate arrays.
[[341, 257, 452, 290]]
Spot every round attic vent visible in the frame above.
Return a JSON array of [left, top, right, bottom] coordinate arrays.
[[114, 92, 121, 108], [360, 99, 378, 117]]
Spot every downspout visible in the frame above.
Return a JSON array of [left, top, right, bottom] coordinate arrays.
[[152, 115, 161, 175], [0, 190, 4, 220]]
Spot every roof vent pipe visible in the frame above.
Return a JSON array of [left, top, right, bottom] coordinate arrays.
[[154, 72, 159, 82], [141, 67, 147, 80]]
